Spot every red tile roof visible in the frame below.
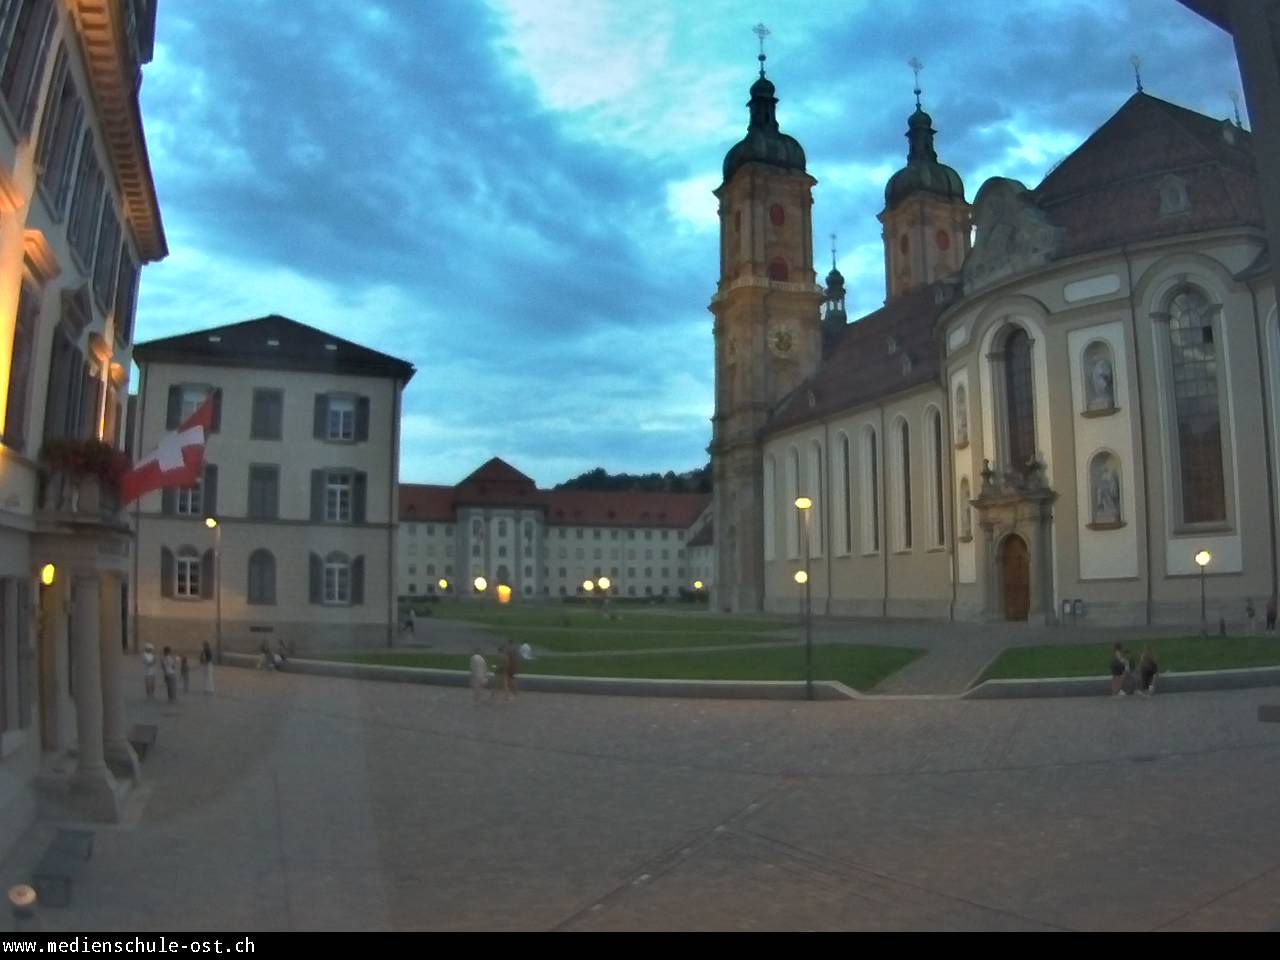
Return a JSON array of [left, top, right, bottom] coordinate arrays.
[[767, 282, 952, 435], [1036, 93, 1262, 258], [399, 465, 711, 530]]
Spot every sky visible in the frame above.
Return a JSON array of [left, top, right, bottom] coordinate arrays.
[[134, 0, 1241, 487]]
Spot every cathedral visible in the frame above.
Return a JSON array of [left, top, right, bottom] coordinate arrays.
[[710, 54, 1280, 626]]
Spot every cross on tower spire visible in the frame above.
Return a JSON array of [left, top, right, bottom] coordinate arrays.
[[753, 22, 770, 77], [1130, 53, 1143, 94], [830, 233, 838, 271], [908, 56, 924, 108], [1230, 89, 1244, 127]]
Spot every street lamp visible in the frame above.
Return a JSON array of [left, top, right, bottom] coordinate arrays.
[[473, 576, 488, 594], [204, 516, 222, 664], [437, 578, 449, 593], [693, 579, 704, 591], [582, 579, 594, 594], [795, 496, 814, 701], [1195, 549, 1213, 637]]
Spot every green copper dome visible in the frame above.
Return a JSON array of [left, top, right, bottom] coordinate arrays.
[[723, 73, 807, 182], [884, 107, 965, 210]]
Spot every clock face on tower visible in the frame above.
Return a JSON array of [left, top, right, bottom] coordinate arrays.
[[769, 324, 796, 358]]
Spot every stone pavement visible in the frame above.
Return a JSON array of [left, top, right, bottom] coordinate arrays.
[[3, 658, 1280, 931]]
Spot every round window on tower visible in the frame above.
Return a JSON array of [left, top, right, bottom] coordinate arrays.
[[936, 230, 951, 251], [899, 233, 910, 255], [770, 204, 785, 227]]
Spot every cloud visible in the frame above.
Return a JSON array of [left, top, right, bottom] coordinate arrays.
[[135, 0, 1239, 486]]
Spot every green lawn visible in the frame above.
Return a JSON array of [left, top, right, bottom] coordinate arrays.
[[490, 626, 785, 654], [413, 601, 793, 635], [332, 644, 923, 692], [978, 635, 1280, 684]]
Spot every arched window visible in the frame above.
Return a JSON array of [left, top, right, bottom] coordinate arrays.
[[959, 477, 973, 540], [863, 427, 880, 553], [324, 551, 351, 604], [763, 456, 776, 561], [247, 549, 276, 605], [1004, 327, 1036, 470], [928, 408, 946, 547], [1165, 289, 1226, 524], [1089, 451, 1123, 526], [840, 433, 853, 555], [954, 384, 969, 447], [896, 419, 913, 550], [787, 447, 801, 559], [808, 440, 824, 556]]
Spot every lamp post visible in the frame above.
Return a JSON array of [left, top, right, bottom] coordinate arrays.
[[795, 496, 813, 701], [204, 516, 222, 664], [438, 578, 449, 595], [1195, 549, 1212, 637], [597, 576, 611, 615], [473, 576, 488, 595]]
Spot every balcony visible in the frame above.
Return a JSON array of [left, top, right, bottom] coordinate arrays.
[[36, 439, 130, 528]]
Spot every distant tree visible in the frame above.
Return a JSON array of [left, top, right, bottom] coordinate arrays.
[[555, 461, 713, 492]]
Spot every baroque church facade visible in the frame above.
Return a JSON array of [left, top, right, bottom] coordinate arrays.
[[711, 60, 1280, 625]]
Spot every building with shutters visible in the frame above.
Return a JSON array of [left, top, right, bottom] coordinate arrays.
[[1, 0, 165, 859], [130, 315, 414, 654], [399, 458, 710, 602]]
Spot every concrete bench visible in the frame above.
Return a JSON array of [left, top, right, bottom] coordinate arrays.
[[129, 724, 158, 761], [32, 829, 94, 909]]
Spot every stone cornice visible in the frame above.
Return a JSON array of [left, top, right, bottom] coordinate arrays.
[[71, 0, 167, 262], [23, 229, 61, 284]]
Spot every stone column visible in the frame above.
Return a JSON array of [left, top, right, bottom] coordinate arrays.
[[1038, 499, 1058, 626], [72, 573, 120, 821], [981, 523, 998, 620], [99, 573, 140, 784]]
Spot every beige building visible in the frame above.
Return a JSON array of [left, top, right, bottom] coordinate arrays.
[[713, 61, 1278, 627], [131, 315, 414, 654], [1, 0, 165, 856], [400, 458, 709, 601]]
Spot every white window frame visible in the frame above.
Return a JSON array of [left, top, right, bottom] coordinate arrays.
[[176, 477, 203, 517], [327, 396, 355, 441], [175, 548, 201, 599], [324, 555, 351, 605], [325, 472, 352, 523]]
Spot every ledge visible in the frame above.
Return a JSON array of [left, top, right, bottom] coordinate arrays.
[[966, 665, 1280, 700], [1086, 520, 1126, 531], [1080, 405, 1121, 419]]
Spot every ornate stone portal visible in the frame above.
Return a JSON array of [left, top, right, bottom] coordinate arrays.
[[972, 460, 1058, 623]]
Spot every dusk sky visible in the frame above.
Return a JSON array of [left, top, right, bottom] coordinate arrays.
[[134, 1, 1239, 487]]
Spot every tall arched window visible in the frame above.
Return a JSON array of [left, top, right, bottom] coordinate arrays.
[[809, 440, 824, 556], [763, 456, 777, 561], [1166, 289, 1227, 524], [862, 427, 880, 553], [928, 408, 945, 547], [896, 418, 913, 550], [1004, 327, 1036, 470], [840, 433, 853, 555], [787, 447, 801, 558], [248, 549, 276, 605]]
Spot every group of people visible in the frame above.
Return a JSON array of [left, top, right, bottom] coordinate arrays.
[[469, 639, 534, 703], [143, 641, 216, 701], [1244, 597, 1278, 633], [1110, 642, 1159, 697]]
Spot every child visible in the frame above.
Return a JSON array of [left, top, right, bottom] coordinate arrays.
[[142, 643, 157, 699]]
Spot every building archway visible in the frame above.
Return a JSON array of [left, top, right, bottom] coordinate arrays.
[[1001, 534, 1030, 621]]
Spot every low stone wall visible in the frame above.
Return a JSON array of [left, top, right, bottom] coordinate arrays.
[[966, 665, 1280, 699], [222, 653, 861, 702]]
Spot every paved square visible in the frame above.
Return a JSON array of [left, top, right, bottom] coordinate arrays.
[[4, 661, 1280, 931]]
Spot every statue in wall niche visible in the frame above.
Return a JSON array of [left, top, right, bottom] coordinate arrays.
[[1087, 354, 1115, 410], [1094, 460, 1121, 524], [955, 388, 969, 446]]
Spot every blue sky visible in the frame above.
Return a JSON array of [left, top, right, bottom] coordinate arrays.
[[134, 0, 1239, 486]]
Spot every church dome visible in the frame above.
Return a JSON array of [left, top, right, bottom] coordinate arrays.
[[885, 107, 965, 210], [723, 72, 807, 182]]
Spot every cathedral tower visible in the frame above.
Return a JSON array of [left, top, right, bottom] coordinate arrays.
[[710, 34, 824, 613], [878, 74, 971, 300]]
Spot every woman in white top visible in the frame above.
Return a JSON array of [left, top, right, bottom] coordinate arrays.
[[469, 649, 488, 704], [142, 644, 157, 699]]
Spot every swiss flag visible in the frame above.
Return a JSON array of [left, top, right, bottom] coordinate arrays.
[[119, 396, 216, 507]]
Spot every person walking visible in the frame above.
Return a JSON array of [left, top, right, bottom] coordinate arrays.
[[503, 638, 520, 701], [519, 640, 534, 663], [469, 648, 488, 704], [142, 643, 157, 699], [1138, 644, 1160, 697], [199, 641, 215, 694], [161, 647, 178, 703], [1246, 598, 1257, 635], [180, 655, 190, 693], [407, 607, 417, 641], [1267, 596, 1277, 632]]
